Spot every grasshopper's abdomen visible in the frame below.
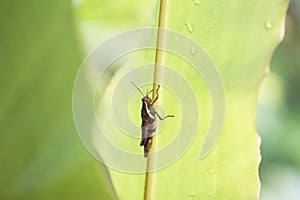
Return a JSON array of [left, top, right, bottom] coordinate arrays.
[[140, 99, 156, 157]]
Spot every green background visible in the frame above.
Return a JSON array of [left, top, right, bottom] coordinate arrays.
[[0, 0, 299, 199]]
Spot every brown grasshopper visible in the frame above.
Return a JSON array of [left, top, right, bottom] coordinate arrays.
[[131, 82, 174, 157]]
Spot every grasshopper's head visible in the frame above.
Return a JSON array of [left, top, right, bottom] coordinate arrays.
[[142, 95, 151, 105], [131, 81, 152, 105]]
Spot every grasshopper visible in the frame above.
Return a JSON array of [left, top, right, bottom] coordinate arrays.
[[131, 82, 174, 157]]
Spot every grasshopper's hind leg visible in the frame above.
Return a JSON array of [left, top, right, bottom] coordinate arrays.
[[155, 112, 174, 121]]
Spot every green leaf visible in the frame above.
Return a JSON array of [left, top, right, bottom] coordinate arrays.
[[0, 0, 116, 199], [74, 0, 289, 199], [146, 0, 289, 199], [148, 1, 289, 199]]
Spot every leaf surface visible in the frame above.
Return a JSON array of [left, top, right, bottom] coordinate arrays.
[[75, 0, 289, 199]]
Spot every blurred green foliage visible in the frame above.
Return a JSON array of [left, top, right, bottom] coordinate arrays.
[[259, 1, 300, 174], [0, 0, 115, 199], [258, 1, 300, 198]]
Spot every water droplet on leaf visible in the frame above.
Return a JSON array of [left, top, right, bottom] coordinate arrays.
[[213, 11, 217, 19], [208, 192, 213, 197], [190, 46, 197, 55], [186, 23, 194, 33], [265, 20, 273, 30], [187, 192, 197, 199], [194, 0, 200, 5]]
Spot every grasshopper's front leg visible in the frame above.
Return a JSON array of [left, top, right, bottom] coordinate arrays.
[[150, 85, 160, 106], [151, 85, 174, 120]]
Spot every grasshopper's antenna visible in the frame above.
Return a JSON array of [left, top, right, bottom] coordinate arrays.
[[131, 81, 145, 96], [146, 89, 153, 96]]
